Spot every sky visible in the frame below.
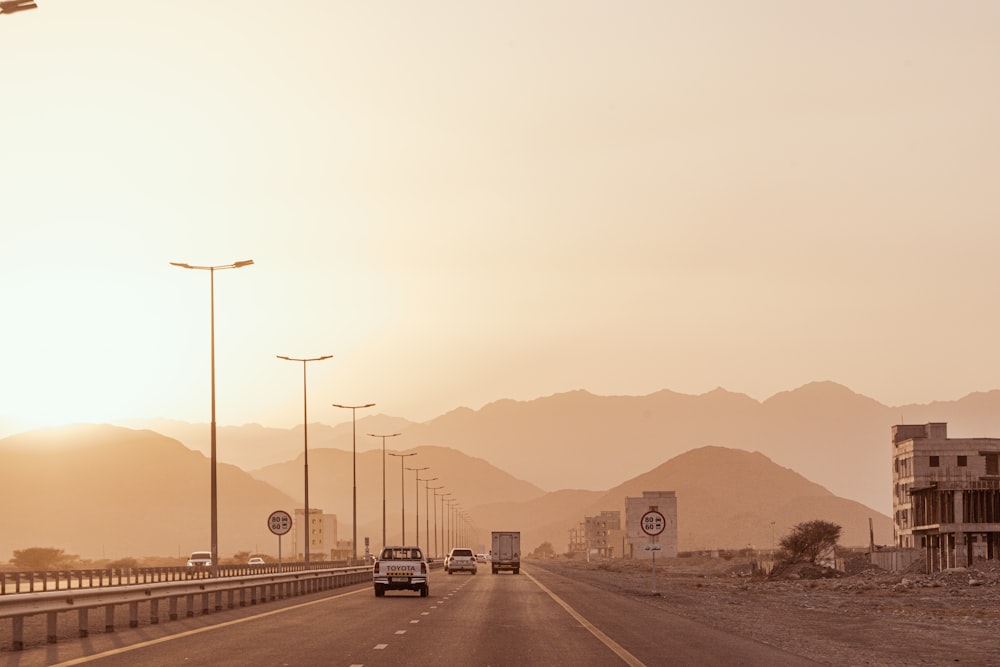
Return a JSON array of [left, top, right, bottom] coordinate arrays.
[[2, 1, 999, 438]]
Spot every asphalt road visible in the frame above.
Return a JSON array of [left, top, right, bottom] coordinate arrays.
[[7, 565, 818, 666]]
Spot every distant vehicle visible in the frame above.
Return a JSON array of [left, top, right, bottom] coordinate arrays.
[[491, 531, 520, 574], [247, 557, 265, 566], [186, 551, 212, 568], [373, 546, 429, 597], [476, 553, 488, 563], [445, 547, 477, 575]]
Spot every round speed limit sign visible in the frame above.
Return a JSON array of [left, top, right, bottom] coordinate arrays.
[[641, 510, 665, 536], [268, 510, 292, 536]]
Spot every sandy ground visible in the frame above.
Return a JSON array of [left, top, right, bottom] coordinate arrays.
[[530, 556, 1000, 667]]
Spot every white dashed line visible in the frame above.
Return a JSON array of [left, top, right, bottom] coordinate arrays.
[[395, 630, 407, 635], [374, 644, 388, 650], [410, 619, 420, 624]]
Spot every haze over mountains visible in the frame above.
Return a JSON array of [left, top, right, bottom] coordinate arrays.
[[4, 382, 999, 562], [117, 382, 1000, 515], [0, 424, 891, 563]]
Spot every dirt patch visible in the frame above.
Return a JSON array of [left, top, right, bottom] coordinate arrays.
[[530, 556, 1000, 667]]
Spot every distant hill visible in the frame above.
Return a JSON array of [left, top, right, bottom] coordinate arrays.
[[474, 446, 893, 554], [0, 425, 298, 562]]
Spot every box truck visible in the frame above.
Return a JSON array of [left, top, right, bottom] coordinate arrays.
[[491, 531, 520, 574]]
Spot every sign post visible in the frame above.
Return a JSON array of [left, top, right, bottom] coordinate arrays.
[[641, 510, 665, 595], [268, 510, 292, 572]]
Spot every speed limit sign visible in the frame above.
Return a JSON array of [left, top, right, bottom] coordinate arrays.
[[268, 510, 292, 536], [641, 510, 665, 536]]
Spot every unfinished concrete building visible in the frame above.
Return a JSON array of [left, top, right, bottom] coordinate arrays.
[[892, 423, 1000, 571]]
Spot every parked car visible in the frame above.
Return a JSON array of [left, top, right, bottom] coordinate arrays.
[[247, 557, 265, 566], [445, 547, 477, 575], [186, 551, 212, 567]]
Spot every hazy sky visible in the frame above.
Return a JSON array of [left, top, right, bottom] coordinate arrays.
[[2, 1, 998, 437]]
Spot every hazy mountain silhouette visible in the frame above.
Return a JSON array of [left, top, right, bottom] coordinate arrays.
[[473, 446, 892, 554], [0, 425, 890, 561], [110, 383, 1000, 515], [0, 424, 298, 562]]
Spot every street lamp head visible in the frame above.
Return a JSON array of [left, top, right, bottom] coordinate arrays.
[[333, 403, 375, 409], [277, 354, 333, 362], [368, 432, 401, 438], [0, 1, 39, 14], [170, 259, 255, 271]]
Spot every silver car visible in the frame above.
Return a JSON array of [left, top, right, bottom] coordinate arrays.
[[445, 547, 477, 575]]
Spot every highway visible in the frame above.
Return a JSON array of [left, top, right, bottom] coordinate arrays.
[[9, 564, 817, 666]]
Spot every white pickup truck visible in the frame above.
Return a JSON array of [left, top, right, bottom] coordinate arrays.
[[372, 545, 429, 597]]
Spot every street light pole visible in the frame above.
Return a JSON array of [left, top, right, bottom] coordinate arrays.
[[406, 467, 428, 551], [418, 476, 437, 558], [428, 486, 444, 559], [277, 354, 332, 569], [367, 433, 400, 548], [388, 452, 416, 544], [171, 259, 254, 577], [332, 403, 375, 563]]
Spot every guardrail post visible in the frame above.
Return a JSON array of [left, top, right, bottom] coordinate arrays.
[[200, 592, 209, 615], [185, 593, 195, 617], [129, 600, 139, 628], [47, 610, 57, 643], [78, 608, 89, 638], [13, 616, 24, 651], [151, 598, 160, 625], [105, 604, 115, 632], [169, 596, 178, 621]]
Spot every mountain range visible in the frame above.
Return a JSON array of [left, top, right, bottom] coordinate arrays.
[[6, 381, 999, 562], [119, 381, 1000, 515], [1, 422, 890, 563]]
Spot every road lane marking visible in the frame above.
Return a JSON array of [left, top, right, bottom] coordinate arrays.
[[49, 586, 370, 666], [409, 619, 420, 624], [374, 643, 388, 650], [524, 569, 647, 667], [395, 630, 407, 634]]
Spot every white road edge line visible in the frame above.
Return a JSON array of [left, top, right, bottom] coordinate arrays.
[[524, 569, 647, 667], [49, 587, 370, 666]]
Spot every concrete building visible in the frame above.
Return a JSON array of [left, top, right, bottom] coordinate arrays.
[[625, 491, 678, 559], [891, 423, 1000, 571], [292, 508, 340, 561]]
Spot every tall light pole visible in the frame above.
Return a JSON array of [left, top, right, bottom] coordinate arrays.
[[171, 259, 254, 577], [367, 433, 400, 547], [332, 403, 374, 563], [277, 354, 332, 568], [444, 498, 456, 553], [406, 467, 428, 550], [428, 486, 444, 559], [418, 476, 437, 558], [388, 452, 416, 543]]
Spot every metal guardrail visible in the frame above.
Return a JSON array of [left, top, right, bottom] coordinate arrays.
[[0, 565, 371, 652], [0, 560, 352, 595]]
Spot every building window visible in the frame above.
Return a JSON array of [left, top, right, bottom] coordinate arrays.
[[987, 453, 999, 476], [958, 456, 967, 467], [929, 456, 939, 467]]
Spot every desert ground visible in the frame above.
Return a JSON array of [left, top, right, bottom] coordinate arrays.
[[532, 555, 1000, 667]]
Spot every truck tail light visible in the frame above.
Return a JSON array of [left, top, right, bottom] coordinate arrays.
[[420, 562, 427, 574]]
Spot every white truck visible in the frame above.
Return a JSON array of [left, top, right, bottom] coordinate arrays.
[[491, 531, 520, 574], [372, 545, 429, 597]]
